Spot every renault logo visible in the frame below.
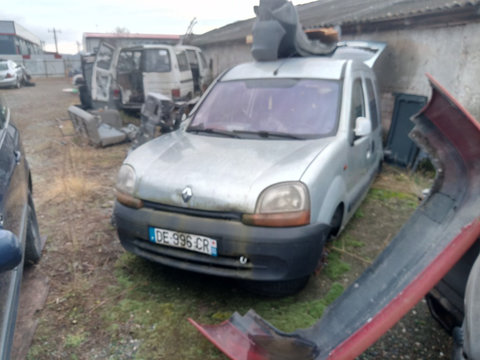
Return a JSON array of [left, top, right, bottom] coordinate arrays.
[[182, 186, 193, 203]]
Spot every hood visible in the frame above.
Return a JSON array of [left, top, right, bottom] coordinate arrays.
[[126, 131, 332, 213]]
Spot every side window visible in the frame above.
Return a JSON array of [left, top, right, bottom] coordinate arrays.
[[117, 51, 135, 73], [144, 49, 171, 73], [366, 79, 379, 130], [350, 78, 365, 124], [186, 50, 198, 67], [176, 51, 190, 72], [199, 52, 208, 68]]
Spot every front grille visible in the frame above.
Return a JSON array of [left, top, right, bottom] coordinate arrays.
[[143, 201, 242, 221]]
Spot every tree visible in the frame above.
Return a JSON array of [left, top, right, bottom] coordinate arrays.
[[114, 27, 130, 34]]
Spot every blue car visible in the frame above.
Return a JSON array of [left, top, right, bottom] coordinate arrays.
[[0, 96, 42, 359]]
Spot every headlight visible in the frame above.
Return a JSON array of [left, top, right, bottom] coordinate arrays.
[[242, 182, 310, 227], [116, 164, 143, 209], [116, 164, 136, 194]]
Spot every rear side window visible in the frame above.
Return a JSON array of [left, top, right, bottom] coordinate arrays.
[[144, 49, 171, 73], [117, 50, 141, 73], [366, 79, 379, 130], [96, 44, 114, 70], [186, 50, 198, 66], [176, 51, 190, 72]]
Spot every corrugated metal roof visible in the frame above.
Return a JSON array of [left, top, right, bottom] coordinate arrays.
[[83, 33, 180, 40], [192, 0, 480, 45], [298, 0, 480, 28]]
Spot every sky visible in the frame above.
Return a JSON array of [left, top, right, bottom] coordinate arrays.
[[1, 0, 311, 54]]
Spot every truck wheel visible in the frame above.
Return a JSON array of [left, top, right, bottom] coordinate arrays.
[[25, 194, 42, 265], [240, 276, 310, 297]]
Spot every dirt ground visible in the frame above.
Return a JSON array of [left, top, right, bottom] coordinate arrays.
[[2, 78, 452, 359]]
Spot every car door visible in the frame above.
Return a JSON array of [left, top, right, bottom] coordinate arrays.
[[364, 76, 382, 172], [0, 103, 28, 360], [91, 42, 117, 103], [174, 50, 194, 98], [345, 76, 374, 212]]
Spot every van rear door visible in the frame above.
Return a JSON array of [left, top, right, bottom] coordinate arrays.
[[91, 42, 116, 104]]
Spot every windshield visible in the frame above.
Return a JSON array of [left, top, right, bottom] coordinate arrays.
[[189, 78, 340, 139]]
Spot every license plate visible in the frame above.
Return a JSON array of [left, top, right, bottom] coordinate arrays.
[[148, 227, 218, 256]]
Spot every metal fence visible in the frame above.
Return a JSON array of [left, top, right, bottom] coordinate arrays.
[[1, 54, 81, 78]]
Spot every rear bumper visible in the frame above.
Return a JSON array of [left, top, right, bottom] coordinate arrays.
[[114, 201, 329, 281], [0, 77, 17, 88]]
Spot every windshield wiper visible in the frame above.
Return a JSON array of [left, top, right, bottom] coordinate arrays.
[[232, 130, 305, 140], [187, 126, 240, 138]]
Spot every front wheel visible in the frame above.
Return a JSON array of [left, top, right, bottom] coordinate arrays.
[[25, 194, 43, 265]]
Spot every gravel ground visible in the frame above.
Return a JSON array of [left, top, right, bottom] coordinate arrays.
[[360, 299, 452, 359]]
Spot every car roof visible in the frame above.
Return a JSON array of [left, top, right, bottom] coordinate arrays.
[[120, 44, 193, 52], [221, 57, 348, 82], [120, 44, 175, 51]]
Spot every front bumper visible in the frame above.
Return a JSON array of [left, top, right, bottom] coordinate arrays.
[[114, 201, 329, 281]]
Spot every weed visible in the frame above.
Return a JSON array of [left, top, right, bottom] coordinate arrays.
[[354, 209, 365, 218], [65, 331, 88, 348], [370, 188, 418, 210], [324, 250, 351, 280]]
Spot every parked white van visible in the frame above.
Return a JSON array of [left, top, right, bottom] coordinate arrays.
[[91, 42, 211, 110]]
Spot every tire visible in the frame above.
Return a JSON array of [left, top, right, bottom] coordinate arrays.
[[25, 193, 42, 265], [329, 205, 343, 239], [15, 78, 21, 89], [239, 276, 310, 297]]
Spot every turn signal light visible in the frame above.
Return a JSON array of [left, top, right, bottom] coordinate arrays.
[[171, 89, 181, 98], [242, 210, 310, 227], [116, 191, 144, 209]]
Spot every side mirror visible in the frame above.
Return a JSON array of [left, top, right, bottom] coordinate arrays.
[[354, 116, 372, 138], [0, 230, 22, 272]]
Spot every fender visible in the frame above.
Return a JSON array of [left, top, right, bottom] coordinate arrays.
[[315, 175, 346, 227], [189, 74, 480, 360]]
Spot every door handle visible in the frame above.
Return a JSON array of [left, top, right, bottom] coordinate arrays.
[[366, 141, 373, 159]]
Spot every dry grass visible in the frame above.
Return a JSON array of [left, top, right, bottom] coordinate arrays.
[[43, 175, 101, 203]]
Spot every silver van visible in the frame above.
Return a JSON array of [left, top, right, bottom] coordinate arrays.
[[114, 42, 385, 296]]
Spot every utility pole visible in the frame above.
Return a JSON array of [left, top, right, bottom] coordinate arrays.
[[48, 28, 61, 53]]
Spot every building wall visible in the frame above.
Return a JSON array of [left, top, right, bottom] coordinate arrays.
[[344, 22, 480, 122], [200, 41, 251, 77], [0, 35, 16, 54], [0, 21, 42, 55]]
